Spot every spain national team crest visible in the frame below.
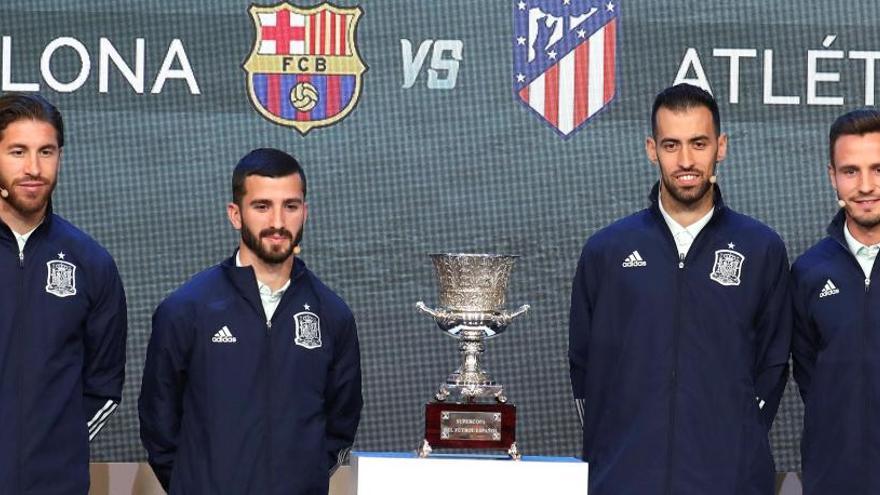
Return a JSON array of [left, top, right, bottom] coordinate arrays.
[[513, 0, 619, 138], [243, 2, 367, 134], [294, 311, 322, 349], [46, 259, 77, 298], [710, 248, 745, 287]]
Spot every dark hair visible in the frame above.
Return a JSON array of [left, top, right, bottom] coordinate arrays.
[[0, 92, 64, 147], [828, 108, 880, 166], [651, 83, 720, 137], [232, 148, 307, 205]]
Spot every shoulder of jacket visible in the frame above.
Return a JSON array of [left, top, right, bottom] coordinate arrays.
[[723, 209, 781, 237], [792, 238, 839, 278], [49, 215, 115, 264], [159, 265, 228, 311], [304, 270, 355, 324], [589, 209, 652, 243], [719, 210, 788, 254]]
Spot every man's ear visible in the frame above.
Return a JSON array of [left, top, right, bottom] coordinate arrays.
[[827, 163, 838, 191], [716, 133, 728, 163], [646, 137, 658, 165], [227, 202, 242, 230]]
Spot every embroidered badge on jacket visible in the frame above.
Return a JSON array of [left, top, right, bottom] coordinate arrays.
[[709, 244, 744, 287], [294, 311, 322, 349], [46, 256, 77, 297]]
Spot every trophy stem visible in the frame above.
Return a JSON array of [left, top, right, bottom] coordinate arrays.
[[435, 326, 507, 403], [456, 327, 490, 386]]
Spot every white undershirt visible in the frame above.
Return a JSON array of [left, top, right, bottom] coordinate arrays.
[[235, 251, 291, 321], [843, 222, 879, 279], [12, 225, 39, 255], [658, 196, 714, 258]]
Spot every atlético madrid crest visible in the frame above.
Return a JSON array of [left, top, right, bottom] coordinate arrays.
[[243, 2, 367, 134], [513, 0, 619, 138]]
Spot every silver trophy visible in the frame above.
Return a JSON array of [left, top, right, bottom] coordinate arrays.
[[416, 253, 529, 458], [416, 253, 529, 402]]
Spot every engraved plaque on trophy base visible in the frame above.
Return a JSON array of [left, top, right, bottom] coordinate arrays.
[[423, 402, 517, 456]]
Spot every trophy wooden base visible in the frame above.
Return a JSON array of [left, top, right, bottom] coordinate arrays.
[[420, 402, 519, 459]]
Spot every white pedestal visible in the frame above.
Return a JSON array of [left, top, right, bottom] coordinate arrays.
[[351, 452, 588, 495], [87, 463, 354, 495]]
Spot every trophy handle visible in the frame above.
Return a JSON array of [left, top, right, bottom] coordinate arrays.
[[416, 301, 445, 319], [507, 304, 530, 319], [489, 304, 530, 326]]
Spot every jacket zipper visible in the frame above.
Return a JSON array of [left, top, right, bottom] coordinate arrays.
[[265, 314, 274, 494], [14, 247, 25, 493], [863, 274, 871, 491], [664, 252, 686, 495], [252, 270, 297, 494], [830, 234, 874, 492], [2, 219, 51, 494]]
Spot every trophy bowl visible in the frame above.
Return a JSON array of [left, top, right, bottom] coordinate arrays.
[[416, 254, 529, 338], [432, 253, 516, 312]]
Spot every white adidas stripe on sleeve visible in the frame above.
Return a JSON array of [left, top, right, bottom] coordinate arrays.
[[575, 398, 585, 427], [87, 399, 119, 442]]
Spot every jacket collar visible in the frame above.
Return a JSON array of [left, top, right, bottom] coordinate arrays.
[[220, 250, 309, 318], [826, 208, 850, 251], [0, 200, 55, 244]]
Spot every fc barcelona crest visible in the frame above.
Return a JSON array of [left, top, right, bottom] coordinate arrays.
[[294, 311, 322, 349], [513, 0, 619, 138], [709, 248, 744, 287], [243, 2, 367, 134], [46, 259, 77, 298]]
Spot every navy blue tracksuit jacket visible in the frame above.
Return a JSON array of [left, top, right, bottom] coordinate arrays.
[[569, 185, 792, 495], [139, 253, 362, 495], [792, 210, 880, 495], [0, 209, 127, 494]]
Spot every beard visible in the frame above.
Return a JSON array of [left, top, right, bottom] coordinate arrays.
[[0, 176, 55, 218], [240, 220, 302, 265], [661, 173, 713, 206], [659, 162, 717, 207], [846, 205, 880, 231]]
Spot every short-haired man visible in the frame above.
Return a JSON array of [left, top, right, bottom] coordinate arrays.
[[792, 108, 880, 494], [0, 93, 127, 494], [569, 84, 792, 495], [139, 148, 362, 494]]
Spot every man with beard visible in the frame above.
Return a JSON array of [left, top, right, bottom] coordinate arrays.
[[139, 149, 362, 494], [0, 93, 127, 494], [792, 109, 880, 494], [568, 84, 791, 495]]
